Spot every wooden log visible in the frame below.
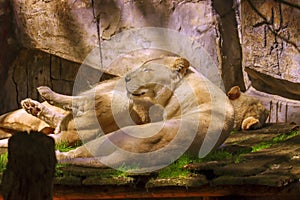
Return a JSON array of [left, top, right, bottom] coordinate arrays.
[[1, 131, 56, 200]]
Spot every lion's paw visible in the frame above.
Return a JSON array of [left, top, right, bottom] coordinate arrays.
[[21, 98, 42, 117], [37, 86, 55, 104], [55, 150, 73, 161], [241, 117, 260, 130]]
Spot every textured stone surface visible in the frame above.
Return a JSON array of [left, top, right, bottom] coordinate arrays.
[[12, 0, 221, 75], [212, 174, 294, 187], [12, 0, 96, 63], [54, 176, 82, 186], [146, 176, 208, 188], [240, 0, 300, 124], [245, 67, 300, 100], [214, 159, 273, 177], [0, 49, 80, 114], [241, 0, 300, 84], [82, 176, 134, 186]]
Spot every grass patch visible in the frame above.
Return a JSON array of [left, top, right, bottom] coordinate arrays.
[[198, 150, 233, 162], [55, 163, 69, 177], [112, 164, 141, 178], [55, 141, 82, 152], [157, 150, 236, 178], [0, 153, 8, 173], [158, 154, 192, 178], [251, 142, 272, 152], [52, 130, 300, 179], [272, 130, 300, 142], [251, 130, 300, 153], [54, 141, 82, 177], [112, 168, 129, 178]]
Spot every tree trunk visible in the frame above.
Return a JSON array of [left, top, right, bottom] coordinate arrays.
[[212, 0, 246, 92], [1, 131, 56, 200]]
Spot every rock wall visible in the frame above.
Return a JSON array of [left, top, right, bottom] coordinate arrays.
[[11, 0, 222, 77], [241, 0, 299, 95], [241, 0, 300, 124], [1, 49, 80, 113]]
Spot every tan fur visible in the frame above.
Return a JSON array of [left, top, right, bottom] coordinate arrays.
[[0, 57, 234, 168], [227, 86, 269, 130]]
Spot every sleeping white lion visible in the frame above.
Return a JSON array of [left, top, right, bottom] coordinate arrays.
[[0, 56, 235, 170]]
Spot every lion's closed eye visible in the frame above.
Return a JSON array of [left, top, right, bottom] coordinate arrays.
[[142, 68, 152, 72]]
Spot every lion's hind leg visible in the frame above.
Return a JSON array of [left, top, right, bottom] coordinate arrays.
[[21, 98, 69, 133]]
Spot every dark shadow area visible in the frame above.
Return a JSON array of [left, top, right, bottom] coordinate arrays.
[[0, 0, 20, 114]]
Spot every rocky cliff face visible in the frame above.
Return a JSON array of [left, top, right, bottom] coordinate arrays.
[[242, 0, 299, 85], [11, 0, 221, 75]]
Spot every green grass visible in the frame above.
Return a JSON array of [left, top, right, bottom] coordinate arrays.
[[199, 150, 233, 162], [251, 142, 272, 152], [0, 153, 8, 173], [54, 141, 82, 176], [55, 141, 82, 152], [272, 130, 300, 142], [55, 163, 69, 177], [112, 163, 141, 177], [150, 131, 300, 178], [157, 154, 191, 178], [157, 150, 238, 178], [251, 130, 300, 153], [112, 167, 130, 178], [2, 130, 300, 179]]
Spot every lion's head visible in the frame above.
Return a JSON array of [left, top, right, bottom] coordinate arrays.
[[124, 56, 190, 123], [125, 57, 189, 107]]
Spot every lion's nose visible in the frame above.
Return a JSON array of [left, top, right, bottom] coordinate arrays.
[[125, 76, 131, 82]]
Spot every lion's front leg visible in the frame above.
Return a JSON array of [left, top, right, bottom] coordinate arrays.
[[21, 98, 70, 134], [56, 145, 91, 160], [37, 86, 74, 111]]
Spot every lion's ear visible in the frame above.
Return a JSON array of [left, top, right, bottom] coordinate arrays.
[[227, 86, 241, 100], [174, 58, 190, 76]]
